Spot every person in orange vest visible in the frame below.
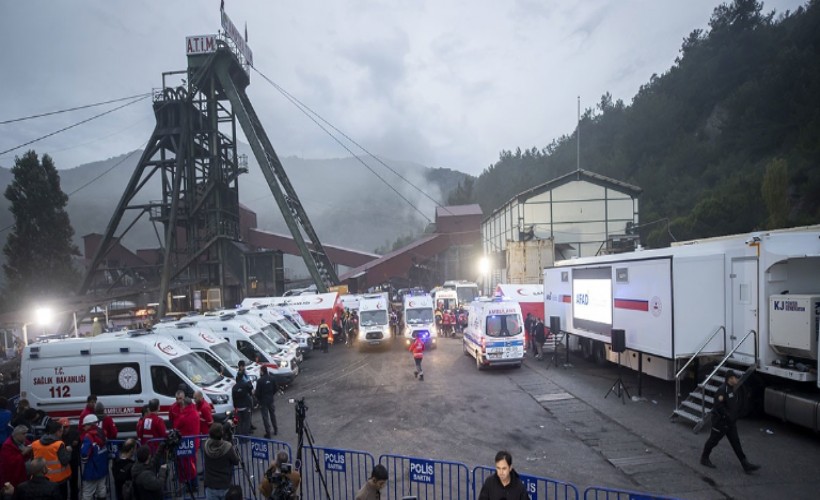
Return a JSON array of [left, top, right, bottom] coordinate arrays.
[[317, 319, 331, 353], [409, 333, 425, 381], [31, 419, 72, 498]]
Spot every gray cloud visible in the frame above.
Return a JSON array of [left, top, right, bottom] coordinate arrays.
[[0, 0, 807, 174]]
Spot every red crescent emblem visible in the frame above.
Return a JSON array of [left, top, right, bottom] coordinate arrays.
[[198, 332, 216, 343], [155, 342, 177, 356], [240, 325, 252, 333]]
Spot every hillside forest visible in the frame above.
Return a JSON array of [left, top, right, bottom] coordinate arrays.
[[449, 0, 820, 247]]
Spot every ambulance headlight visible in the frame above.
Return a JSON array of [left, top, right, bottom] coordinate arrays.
[[209, 393, 229, 405], [278, 360, 289, 368]]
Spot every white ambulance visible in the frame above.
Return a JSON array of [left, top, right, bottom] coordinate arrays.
[[222, 308, 304, 362], [403, 294, 437, 348], [357, 294, 391, 348], [20, 331, 234, 432], [254, 307, 315, 355], [151, 321, 261, 384], [462, 298, 525, 370], [190, 313, 300, 385]]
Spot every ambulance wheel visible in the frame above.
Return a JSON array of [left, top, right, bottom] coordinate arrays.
[[476, 352, 484, 371]]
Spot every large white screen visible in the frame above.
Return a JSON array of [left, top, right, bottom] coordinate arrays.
[[573, 278, 612, 324]]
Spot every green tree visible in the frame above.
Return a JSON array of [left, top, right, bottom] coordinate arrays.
[[3, 150, 80, 310], [446, 177, 476, 205], [762, 158, 790, 229]]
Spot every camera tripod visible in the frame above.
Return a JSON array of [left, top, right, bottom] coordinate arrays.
[[295, 398, 332, 500], [604, 352, 631, 404], [161, 443, 197, 500], [226, 421, 258, 500]]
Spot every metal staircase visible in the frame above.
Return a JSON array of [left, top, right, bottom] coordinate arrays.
[[672, 328, 758, 432]]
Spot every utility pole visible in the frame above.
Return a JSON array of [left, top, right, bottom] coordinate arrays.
[[577, 96, 581, 172]]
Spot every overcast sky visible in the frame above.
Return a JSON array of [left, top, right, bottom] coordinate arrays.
[[0, 0, 806, 176]]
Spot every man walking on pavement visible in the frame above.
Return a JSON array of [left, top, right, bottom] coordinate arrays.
[[700, 370, 761, 473], [409, 332, 425, 381], [254, 365, 279, 438]]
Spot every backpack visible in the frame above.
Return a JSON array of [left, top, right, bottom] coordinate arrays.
[[121, 479, 135, 500]]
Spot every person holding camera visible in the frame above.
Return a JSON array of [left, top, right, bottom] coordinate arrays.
[[355, 464, 388, 500], [203, 422, 240, 500], [259, 451, 301, 500], [254, 366, 279, 438], [131, 445, 168, 499]]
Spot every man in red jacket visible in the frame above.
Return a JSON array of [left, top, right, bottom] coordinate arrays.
[[409, 333, 425, 381], [0, 425, 32, 488], [194, 390, 214, 436], [95, 401, 118, 440], [78, 394, 97, 428], [175, 397, 200, 493], [138, 399, 167, 447], [168, 389, 185, 429]]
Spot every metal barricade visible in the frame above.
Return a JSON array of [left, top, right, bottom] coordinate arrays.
[[473, 465, 580, 500], [300, 445, 376, 500], [584, 485, 681, 500], [379, 453, 471, 500], [233, 435, 293, 498]]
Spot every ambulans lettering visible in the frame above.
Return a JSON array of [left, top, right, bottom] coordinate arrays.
[[773, 300, 805, 312]]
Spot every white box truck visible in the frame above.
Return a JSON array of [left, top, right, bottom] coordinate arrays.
[[543, 226, 820, 430]]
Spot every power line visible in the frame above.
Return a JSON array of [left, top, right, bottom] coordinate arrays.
[[251, 67, 450, 222], [0, 95, 149, 156], [0, 93, 152, 125]]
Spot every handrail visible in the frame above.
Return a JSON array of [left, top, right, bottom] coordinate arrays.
[[697, 329, 758, 417], [676, 326, 726, 380], [674, 325, 726, 410]]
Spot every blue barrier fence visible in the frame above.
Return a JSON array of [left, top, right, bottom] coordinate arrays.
[[379, 453, 472, 500], [300, 445, 376, 500], [82, 436, 681, 500], [473, 465, 580, 500], [583, 485, 682, 500]]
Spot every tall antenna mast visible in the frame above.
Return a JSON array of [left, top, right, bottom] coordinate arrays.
[[576, 95, 581, 172]]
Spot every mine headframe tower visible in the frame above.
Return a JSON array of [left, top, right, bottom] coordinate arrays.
[[78, 37, 338, 316]]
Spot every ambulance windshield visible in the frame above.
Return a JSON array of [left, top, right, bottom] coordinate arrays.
[[211, 342, 250, 369], [406, 308, 434, 324], [251, 332, 282, 355], [360, 310, 388, 326], [486, 314, 522, 338], [171, 353, 222, 386]]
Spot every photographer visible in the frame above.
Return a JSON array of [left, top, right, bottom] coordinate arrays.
[[259, 451, 301, 500], [131, 445, 168, 499], [203, 422, 240, 500]]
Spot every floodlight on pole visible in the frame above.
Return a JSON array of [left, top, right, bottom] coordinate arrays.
[[21, 306, 54, 347]]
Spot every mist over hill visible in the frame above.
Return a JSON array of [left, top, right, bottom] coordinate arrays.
[[0, 145, 470, 260]]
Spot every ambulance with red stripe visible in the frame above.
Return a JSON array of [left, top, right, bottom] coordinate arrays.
[[462, 297, 525, 370], [20, 330, 234, 433]]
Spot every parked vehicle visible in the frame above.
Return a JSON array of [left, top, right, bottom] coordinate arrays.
[[20, 330, 233, 432], [462, 297, 525, 370], [543, 226, 820, 430]]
